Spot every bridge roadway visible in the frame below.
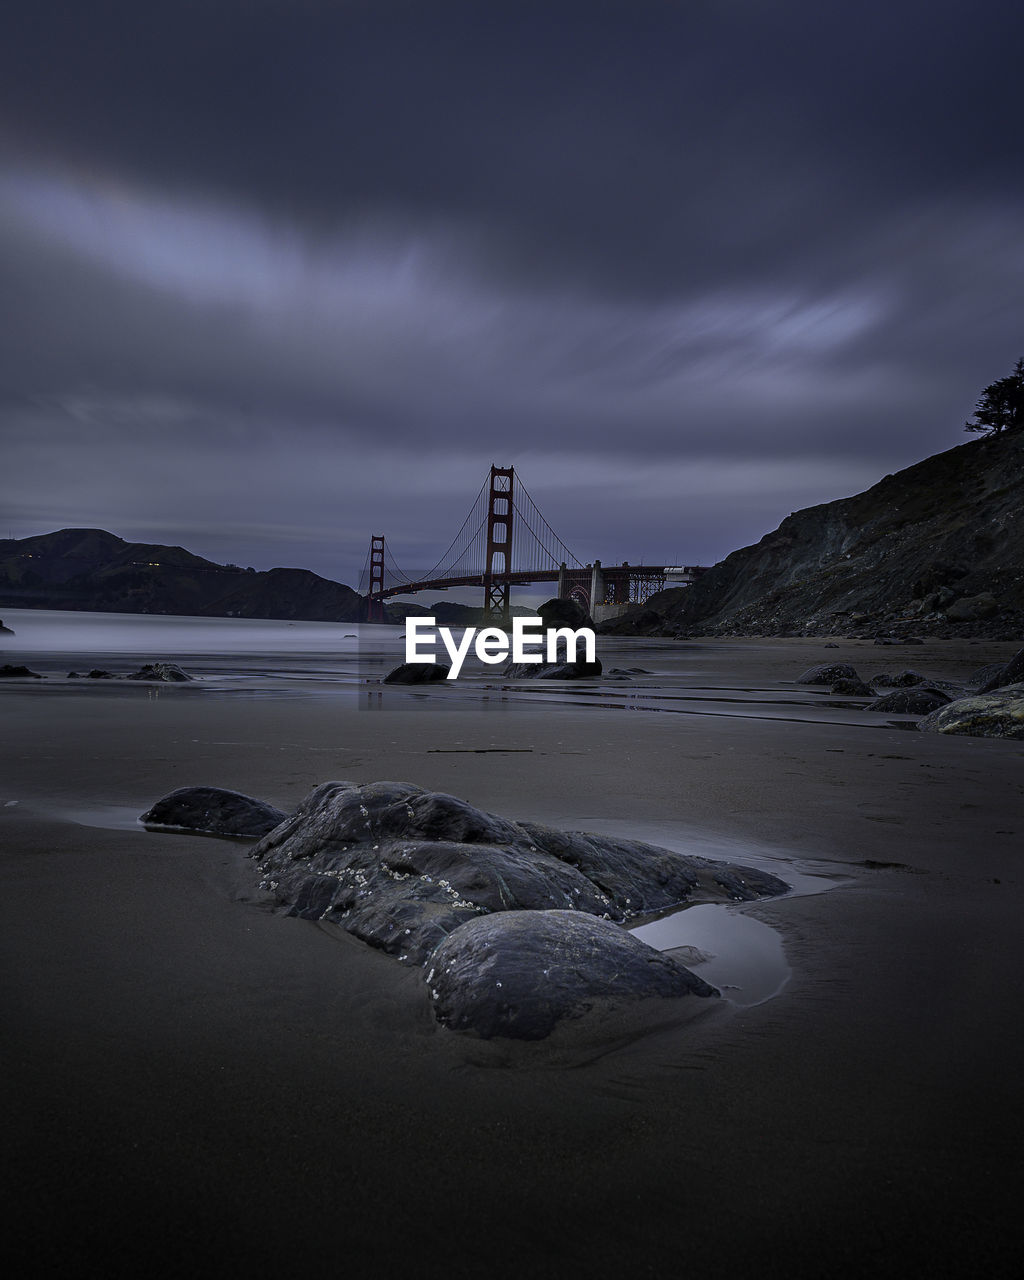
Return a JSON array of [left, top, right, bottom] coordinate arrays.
[[377, 563, 706, 608]]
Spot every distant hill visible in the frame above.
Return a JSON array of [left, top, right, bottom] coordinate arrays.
[[642, 430, 1024, 638], [0, 528, 363, 622]]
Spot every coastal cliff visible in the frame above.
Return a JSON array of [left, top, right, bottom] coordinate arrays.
[[652, 430, 1024, 638]]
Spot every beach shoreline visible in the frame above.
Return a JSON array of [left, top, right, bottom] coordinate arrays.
[[2, 628, 1023, 1275]]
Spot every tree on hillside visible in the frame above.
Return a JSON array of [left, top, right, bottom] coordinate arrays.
[[965, 356, 1024, 435]]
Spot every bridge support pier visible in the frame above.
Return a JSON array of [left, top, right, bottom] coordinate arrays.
[[483, 466, 514, 625], [557, 562, 567, 599], [589, 559, 604, 609]]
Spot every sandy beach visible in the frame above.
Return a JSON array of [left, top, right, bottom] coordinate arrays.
[[3, 621, 1023, 1277]]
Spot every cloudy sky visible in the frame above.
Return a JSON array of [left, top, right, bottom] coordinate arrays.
[[2, 0, 1021, 590]]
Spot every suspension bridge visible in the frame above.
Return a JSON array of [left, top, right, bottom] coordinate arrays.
[[360, 466, 707, 624]]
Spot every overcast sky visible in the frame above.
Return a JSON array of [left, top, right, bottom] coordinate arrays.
[[2, 0, 1021, 590]]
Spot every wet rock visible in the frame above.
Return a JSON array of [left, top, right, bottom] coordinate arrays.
[[975, 647, 1024, 694], [426, 910, 718, 1040], [830, 678, 876, 696], [871, 669, 933, 688], [869, 688, 952, 714], [0, 618, 13, 635], [918, 684, 1024, 739], [141, 786, 289, 837], [796, 663, 858, 685], [503, 658, 603, 679], [67, 668, 114, 679], [248, 781, 790, 967], [0, 663, 41, 678], [383, 662, 450, 684], [537, 597, 594, 629], [125, 662, 193, 682]]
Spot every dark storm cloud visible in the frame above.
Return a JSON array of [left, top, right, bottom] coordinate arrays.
[[1, 0, 1022, 584]]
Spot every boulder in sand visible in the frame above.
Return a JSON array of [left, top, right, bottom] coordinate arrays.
[[918, 684, 1024, 739], [796, 663, 858, 685], [426, 910, 718, 1040], [141, 786, 289, 837], [869, 688, 952, 715], [248, 780, 790, 967], [830, 678, 876, 697]]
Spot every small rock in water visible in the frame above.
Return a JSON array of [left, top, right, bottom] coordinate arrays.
[[383, 662, 450, 684], [0, 664, 41, 678], [125, 662, 193, 682]]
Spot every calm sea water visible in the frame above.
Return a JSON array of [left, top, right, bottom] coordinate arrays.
[[0, 608, 407, 685]]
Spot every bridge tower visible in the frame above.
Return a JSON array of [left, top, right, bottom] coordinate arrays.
[[483, 465, 514, 625], [367, 534, 386, 623]]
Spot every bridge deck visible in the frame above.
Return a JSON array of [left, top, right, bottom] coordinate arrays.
[[378, 565, 702, 600]]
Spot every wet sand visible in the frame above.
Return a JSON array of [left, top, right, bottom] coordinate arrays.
[[2, 635, 1023, 1276]]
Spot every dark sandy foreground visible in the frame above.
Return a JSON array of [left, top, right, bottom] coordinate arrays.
[[2, 637, 1024, 1277]]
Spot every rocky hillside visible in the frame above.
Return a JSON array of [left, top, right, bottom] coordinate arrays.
[[653, 429, 1024, 639], [0, 528, 363, 622]]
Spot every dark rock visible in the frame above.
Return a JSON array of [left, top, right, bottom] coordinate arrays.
[[503, 658, 603, 679], [248, 781, 790, 967], [0, 618, 13, 634], [871, 670, 932, 688], [141, 786, 289, 838], [869, 688, 951, 714], [830, 678, 875, 696], [944, 592, 998, 622], [125, 662, 193, 682], [383, 661, 451, 684], [0, 663, 41, 678], [426, 910, 718, 1040], [975, 647, 1024, 694], [968, 661, 1010, 691], [537, 597, 593, 629], [918, 684, 1024, 739], [796, 663, 858, 685]]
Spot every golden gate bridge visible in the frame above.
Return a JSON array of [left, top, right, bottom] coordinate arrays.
[[360, 466, 707, 623]]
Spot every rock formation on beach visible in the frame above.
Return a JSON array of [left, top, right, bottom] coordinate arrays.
[[605, 430, 1024, 639], [794, 647, 1024, 737], [141, 786, 289, 838], [141, 780, 790, 1038], [0, 528, 363, 622]]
